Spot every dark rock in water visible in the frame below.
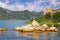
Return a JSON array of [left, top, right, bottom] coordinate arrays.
[[0, 28, 8, 31]]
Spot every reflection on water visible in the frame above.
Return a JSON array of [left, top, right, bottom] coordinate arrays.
[[0, 30, 36, 40], [14, 31, 58, 40], [0, 20, 59, 40]]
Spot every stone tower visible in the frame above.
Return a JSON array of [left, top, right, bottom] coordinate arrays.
[[43, 7, 52, 15]]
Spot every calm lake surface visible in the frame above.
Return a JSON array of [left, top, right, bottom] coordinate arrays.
[[0, 20, 60, 40]]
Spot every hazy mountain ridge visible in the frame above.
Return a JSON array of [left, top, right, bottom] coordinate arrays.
[[0, 7, 43, 20]]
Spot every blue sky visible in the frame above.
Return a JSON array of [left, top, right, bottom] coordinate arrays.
[[0, 0, 60, 12]]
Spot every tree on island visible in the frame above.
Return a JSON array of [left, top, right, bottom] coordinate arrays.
[[53, 12, 60, 22], [29, 11, 60, 25], [44, 12, 51, 20]]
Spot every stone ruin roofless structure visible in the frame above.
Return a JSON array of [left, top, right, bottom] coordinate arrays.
[[43, 7, 60, 16]]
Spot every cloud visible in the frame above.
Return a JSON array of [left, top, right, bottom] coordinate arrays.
[[0, 2, 6, 8], [0, 1, 25, 11], [15, 3, 26, 11], [0, 0, 60, 12], [50, 0, 60, 8], [25, 0, 45, 12]]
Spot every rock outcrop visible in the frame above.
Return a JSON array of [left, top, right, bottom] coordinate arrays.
[[14, 20, 58, 32]]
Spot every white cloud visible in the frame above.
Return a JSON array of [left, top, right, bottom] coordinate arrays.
[[0, 0, 43, 12], [15, 3, 26, 11], [0, 1, 26, 11], [0, 2, 6, 8], [25, 0, 44, 12], [0, 0, 60, 12], [25, 2, 36, 11], [50, 0, 57, 5], [0, 2, 15, 10]]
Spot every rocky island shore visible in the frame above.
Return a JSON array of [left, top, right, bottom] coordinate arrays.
[[14, 20, 58, 32]]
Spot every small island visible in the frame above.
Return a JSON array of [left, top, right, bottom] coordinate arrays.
[[14, 19, 58, 32], [14, 7, 60, 32], [0, 28, 8, 31]]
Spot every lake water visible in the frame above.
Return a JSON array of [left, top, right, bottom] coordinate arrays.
[[0, 20, 60, 40]]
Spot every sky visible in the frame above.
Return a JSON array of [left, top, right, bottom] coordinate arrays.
[[0, 0, 60, 12]]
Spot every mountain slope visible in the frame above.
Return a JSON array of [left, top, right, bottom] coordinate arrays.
[[0, 7, 43, 20]]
